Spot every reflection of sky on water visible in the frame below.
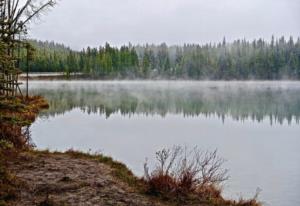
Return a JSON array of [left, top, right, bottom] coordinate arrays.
[[26, 81, 300, 206]]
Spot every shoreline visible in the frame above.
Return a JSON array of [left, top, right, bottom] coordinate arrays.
[[0, 96, 261, 206], [18, 73, 300, 82], [3, 149, 261, 206]]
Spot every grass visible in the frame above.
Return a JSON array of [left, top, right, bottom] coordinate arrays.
[[0, 141, 22, 206], [65, 149, 142, 189], [27, 148, 142, 189], [0, 95, 262, 206], [0, 96, 49, 148], [143, 146, 262, 206], [31, 149, 262, 206], [0, 96, 49, 125], [3, 147, 263, 206], [0, 95, 49, 205]]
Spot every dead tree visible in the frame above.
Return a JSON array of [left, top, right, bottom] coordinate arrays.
[[0, 0, 56, 97]]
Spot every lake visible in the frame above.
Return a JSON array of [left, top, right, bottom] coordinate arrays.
[[25, 81, 300, 206]]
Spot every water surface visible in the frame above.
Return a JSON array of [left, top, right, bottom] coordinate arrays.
[[26, 81, 300, 206]]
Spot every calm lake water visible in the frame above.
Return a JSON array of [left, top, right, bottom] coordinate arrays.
[[26, 81, 300, 206]]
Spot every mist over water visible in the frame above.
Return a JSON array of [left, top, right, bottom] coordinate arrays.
[[25, 81, 300, 206], [27, 80, 300, 124]]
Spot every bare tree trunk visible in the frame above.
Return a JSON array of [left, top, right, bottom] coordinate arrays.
[[0, 0, 56, 98]]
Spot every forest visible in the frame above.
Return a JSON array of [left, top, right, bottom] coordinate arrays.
[[20, 36, 300, 80]]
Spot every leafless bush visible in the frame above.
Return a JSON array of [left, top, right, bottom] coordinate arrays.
[[144, 146, 229, 199]]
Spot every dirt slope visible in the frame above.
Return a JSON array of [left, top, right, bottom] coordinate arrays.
[[7, 152, 167, 206]]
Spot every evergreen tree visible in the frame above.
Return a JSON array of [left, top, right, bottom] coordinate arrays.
[[20, 36, 300, 80]]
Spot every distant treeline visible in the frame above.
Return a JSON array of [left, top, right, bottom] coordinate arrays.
[[20, 36, 300, 80]]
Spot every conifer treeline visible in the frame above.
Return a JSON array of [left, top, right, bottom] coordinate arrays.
[[21, 36, 300, 79]]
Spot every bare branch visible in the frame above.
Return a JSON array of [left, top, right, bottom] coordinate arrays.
[[144, 145, 230, 197], [13, 0, 31, 23], [20, 0, 55, 27]]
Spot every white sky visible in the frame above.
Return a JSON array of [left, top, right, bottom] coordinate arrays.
[[28, 0, 300, 50]]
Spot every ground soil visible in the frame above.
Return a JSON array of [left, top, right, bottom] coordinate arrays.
[[6, 152, 168, 206]]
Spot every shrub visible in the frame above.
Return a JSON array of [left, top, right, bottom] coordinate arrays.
[[144, 146, 229, 200], [144, 146, 262, 206], [0, 96, 48, 149]]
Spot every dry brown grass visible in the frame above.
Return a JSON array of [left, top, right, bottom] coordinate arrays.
[[0, 96, 49, 148], [144, 146, 262, 206], [0, 141, 22, 206], [0, 96, 49, 205], [65, 149, 142, 189], [0, 96, 262, 206]]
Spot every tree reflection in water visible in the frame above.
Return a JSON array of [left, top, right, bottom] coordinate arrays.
[[27, 81, 300, 125]]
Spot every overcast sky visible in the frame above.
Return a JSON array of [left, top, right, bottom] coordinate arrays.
[[28, 0, 300, 50]]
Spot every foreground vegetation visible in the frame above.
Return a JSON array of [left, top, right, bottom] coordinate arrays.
[[0, 96, 49, 148], [21, 36, 300, 80], [0, 97, 261, 205], [1, 147, 262, 206], [0, 0, 262, 204], [0, 96, 49, 205]]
